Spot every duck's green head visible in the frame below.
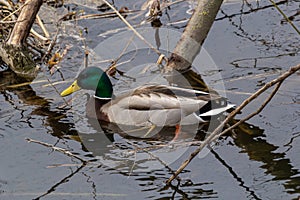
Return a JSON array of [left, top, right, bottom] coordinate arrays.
[[60, 67, 113, 98]]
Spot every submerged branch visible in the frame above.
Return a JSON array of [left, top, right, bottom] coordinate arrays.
[[26, 138, 88, 163]]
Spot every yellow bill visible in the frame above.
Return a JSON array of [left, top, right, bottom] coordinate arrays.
[[60, 80, 81, 97]]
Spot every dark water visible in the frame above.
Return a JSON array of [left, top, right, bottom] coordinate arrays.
[[1, 0, 300, 199]]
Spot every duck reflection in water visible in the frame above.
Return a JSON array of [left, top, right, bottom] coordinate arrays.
[[2, 67, 300, 195]]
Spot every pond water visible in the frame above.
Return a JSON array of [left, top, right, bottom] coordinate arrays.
[[0, 0, 300, 199]]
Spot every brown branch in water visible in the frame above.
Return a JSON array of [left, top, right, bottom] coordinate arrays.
[[102, 0, 165, 59], [26, 138, 88, 163], [36, 14, 50, 38], [7, 0, 43, 46], [1, 1, 19, 22], [30, 28, 49, 42], [41, 24, 60, 62], [166, 63, 300, 184], [166, 0, 224, 71], [211, 80, 283, 142], [0, 20, 17, 24], [76, 9, 139, 21]]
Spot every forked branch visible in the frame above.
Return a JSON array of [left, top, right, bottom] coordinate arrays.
[[166, 63, 300, 184]]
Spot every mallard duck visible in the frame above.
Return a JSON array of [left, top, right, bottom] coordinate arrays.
[[61, 67, 234, 127]]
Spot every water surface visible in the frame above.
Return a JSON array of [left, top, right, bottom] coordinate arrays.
[[0, 0, 299, 199]]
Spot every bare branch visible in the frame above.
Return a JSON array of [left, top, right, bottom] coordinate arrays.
[[166, 63, 300, 184], [26, 138, 88, 163], [7, 0, 43, 46], [166, 0, 224, 71], [211, 80, 283, 142], [102, 0, 164, 58]]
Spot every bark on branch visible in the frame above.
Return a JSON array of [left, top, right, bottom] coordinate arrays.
[[7, 0, 42, 45], [166, 0, 223, 71]]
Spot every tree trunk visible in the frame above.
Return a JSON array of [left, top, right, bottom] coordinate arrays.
[[0, 0, 43, 79], [166, 0, 223, 71]]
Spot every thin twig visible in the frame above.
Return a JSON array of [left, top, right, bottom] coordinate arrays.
[[211, 80, 283, 142], [26, 138, 88, 163], [166, 63, 300, 184], [268, 0, 300, 35], [1, 1, 24, 21], [105, 33, 137, 79], [41, 23, 60, 62], [102, 0, 164, 58], [76, 9, 140, 21], [0, 0, 13, 9], [30, 28, 49, 42], [216, 0, 288, 21], [0, 20, 17, 24], [36, 14, 50, 38], [36, 23, 70, 105]]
